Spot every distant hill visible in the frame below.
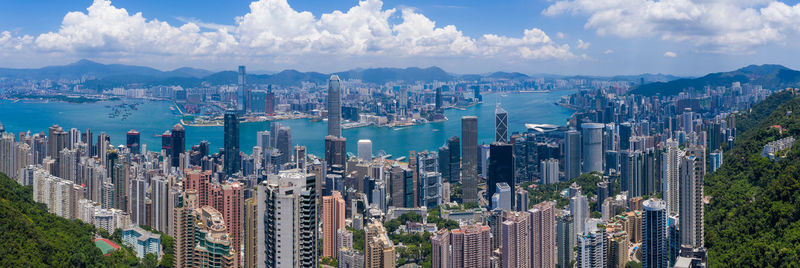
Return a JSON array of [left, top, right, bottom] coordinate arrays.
[[0, 59, 213, 80], [629, 64, 800, 96], [6, 59, 771, 91], [705, 90, 800, 266], [334, 66, 453, 84]]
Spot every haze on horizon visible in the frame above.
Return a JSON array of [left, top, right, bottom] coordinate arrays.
[[2, 0, 800, 76]]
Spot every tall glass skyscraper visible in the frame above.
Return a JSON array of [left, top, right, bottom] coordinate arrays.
[[495, 106, 508, 143], [581, 123, 604, 173], [565, 129, 582, 180], [461, 116, 478, 203], [126, 129, 140, 155], [487, 142, 513, 208], [238, 65, 248, 114], [224, 109, 240, 176], [171, 124, 185, 168], [643, 198, 668, 268], [327, 75, 341, 137]]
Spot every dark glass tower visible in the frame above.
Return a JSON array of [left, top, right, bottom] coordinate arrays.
[[224, 109, 240, 176], [495, 106, 508, 143], [171, 124, 185, 168], [126, 129, 140, 154], [462, 116, 478, 203], [619, 122, 632, 150], [486, 142, 514, 208], [447, 136, 460, 183]]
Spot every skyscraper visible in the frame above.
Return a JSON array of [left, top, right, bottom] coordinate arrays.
[[530, 201, 556, 268], [491, 182, 512, 211], [619, 122, 632, 151], [126, 129, 140, 154], [276, 126, 292, 165], [238, 65, 248, 114], [129, 178, 146, 225], [435, 87, 443, 111], [161, 131, 171, 166], [224, 109, 240, 176], [565, 129, 581, 180], [581, 123, 604, 173], [501, 211, 530, 268], [431, 229, 450, 268], [450, 224, 491, 268], [540, 158, 559, 184], [171, 124, 185, 168], [325, 135, 347, 170], [680, 146, 705, 249], [262, 169, 318, 268], [570, 193, 588, 236], [461, 116, 478, 203], [243, 197, 259, 268], [358, 139, 373, 161], [643, 198, 668, 268], [322, 191, 345, 258], [365, 220, 396, 268], [495, 106, 508, 143], [683, 108, 694, 133], [663, 139, 682, 216], [576, 219, 606, 268], [447, 136, 460, 183], [328, 75, 342, 137], [515, 189, 529, 212], [487, 142, 514, 208], [556, 213, 575, 268], [48, 125, 68, 177]]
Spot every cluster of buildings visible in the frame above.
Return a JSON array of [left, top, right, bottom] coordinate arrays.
[[0, 63, 786, 268]]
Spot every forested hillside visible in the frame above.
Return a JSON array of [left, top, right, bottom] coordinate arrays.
[[0, 172, 109, 267], [705, 89, 800, 266]]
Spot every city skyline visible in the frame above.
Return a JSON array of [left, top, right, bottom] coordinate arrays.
[[2, 0, 800, 76], [3, 1, 800, 267]]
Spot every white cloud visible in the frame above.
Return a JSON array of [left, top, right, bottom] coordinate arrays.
[[603, 49, 614, 54], [576, 39, 590, 49], [0, 31, 33, 50], [0, 0, 575, 69], [664, 51, 677, 57], [557, 32, 566, 39], [543, 0, 800, 53], [35, 0, 237, 56]]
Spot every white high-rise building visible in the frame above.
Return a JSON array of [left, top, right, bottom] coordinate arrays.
[[540, 158, 559, 184], [570, 193, 589, 236], [260, 169, 318, 268], [662, 139, 683, 216], [358, 139, 373, 161], [576, 219, 606, 268], [152, 177, 170, 233], [129, 178, 146, 225]]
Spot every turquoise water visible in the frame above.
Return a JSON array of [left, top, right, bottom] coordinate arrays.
[[0, 90, 574, 158]]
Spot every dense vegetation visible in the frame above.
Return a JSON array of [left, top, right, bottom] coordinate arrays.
[[0, 172, 173, 267], [705, 90, 800, 266], [0, 172, 108, 267], [523, 172, 605, 209]]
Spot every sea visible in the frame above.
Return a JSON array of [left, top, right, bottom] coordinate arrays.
[[0, 90, 575, 158]]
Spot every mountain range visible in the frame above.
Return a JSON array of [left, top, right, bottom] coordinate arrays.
[[629, 64, 800, 96], [0, 59, 692, 89]]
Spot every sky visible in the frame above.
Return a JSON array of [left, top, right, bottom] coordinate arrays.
[[1, 0, 800, 76]]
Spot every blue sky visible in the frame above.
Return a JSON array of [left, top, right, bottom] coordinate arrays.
[[1, 0, 800, 76]]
